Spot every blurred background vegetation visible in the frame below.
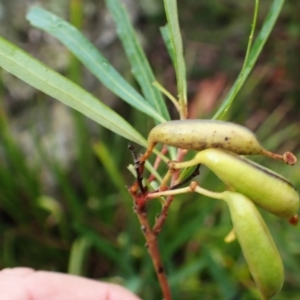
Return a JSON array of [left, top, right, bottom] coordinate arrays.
[[0, 0, 300, 299]]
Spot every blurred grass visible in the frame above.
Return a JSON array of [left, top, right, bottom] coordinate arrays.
[[0, 0, 300, 299]]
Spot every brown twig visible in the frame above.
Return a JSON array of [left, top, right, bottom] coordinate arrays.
[[128, 145, 172, 300], [152, 149, 200, 234], [153, 194, 175, 235], [128, 144, 146, 194], [147, 145, 168, 183], [132, 193, 172, 300], [128, 145, 200, 299]]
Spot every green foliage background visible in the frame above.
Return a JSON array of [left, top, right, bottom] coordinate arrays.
[[0, 0, 300, 299]]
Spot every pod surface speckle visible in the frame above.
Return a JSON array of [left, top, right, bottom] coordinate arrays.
[[148, 120, 264, 155]]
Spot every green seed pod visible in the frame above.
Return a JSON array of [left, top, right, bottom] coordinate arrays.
[[169, 148, 299, 220], [221, 191, 284, 300], [148, 182, 286, 298], [140, 120, 296, 165]]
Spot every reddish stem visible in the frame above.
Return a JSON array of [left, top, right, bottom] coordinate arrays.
[[153, 194, 175, 235], [130, 191, 172, 300], [147, 145, 169, 183], [153, 149, 187, 233]]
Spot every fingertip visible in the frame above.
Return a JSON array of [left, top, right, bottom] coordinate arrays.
[[0, 267, 35, 300], [0, 267, 35, 277], [0, 268, 141, 300], [27, 271, 141, 300]]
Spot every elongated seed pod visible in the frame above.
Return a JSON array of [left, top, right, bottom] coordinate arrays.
[[221, 191, 284, 300], [140, 120, 296, 165], [169, 148, 299, 220]]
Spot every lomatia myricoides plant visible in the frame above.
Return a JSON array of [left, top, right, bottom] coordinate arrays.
[[129, 120, 299, 300]]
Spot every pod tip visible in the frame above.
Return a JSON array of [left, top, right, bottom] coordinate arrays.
[[283, 152, 297, 166], [289, 214, 298, 226], [262, 149, 297, 165]]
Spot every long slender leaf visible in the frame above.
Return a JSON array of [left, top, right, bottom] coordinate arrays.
[[105, 0, 170, 121], [93, 141, 131, 203], [163, 0, 187, 115], [213, 0, 284, 119], [160, 25, 175, 66], [26, 7, 166, 123], [68, 236, 91, 275], [0, 36, 147, 146]]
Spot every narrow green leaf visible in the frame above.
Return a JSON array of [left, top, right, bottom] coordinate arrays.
[[105, 0, 170, 121], [213, 0, 284, 119], [163, 0, 187, 113], [160, 25, 175, 65], [0, 35, 147, 146], [68, 236, 91, 275], [93, 141, 131, 203], [26, 7, 165, 123]]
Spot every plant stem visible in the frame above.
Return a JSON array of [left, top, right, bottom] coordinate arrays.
[[128, 144, 172, 299], [153, 194, 174, 235], [132, 193, 172, 300]]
